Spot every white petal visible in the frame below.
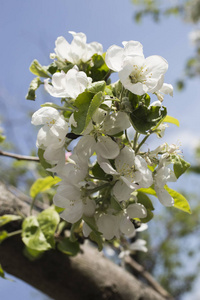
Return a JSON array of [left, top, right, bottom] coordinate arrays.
[[119, 216, 135, 237], [75, 135, 96, 161], [83, 198, 96, 217], [31, 107, 59, 126], [97, 214, 118, 240], [112, 180, 133, 202], [60, 200, 83, 223], [154, 185, 174, 207], [123, 40, 144, 57], [55, 36, 70, 61], [115, 146, 135, 173], [105, 45, 124, 72], [127, 203, 147, 219], [96, 136, 120, 159], [102, 112, 131, 135], [82, 221, 92, 237]]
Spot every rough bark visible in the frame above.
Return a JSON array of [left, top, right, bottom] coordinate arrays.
[[0, 182, 168, 300]]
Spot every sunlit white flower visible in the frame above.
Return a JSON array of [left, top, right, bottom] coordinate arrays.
[[155, 83, 173, 102], [44, 67, 92, 99], [54, 181, 96, 223], [31, 107, 68, 148], [74, 110, 131, 160], [154, 157, 177, 207], [54, 31, 103, 64], [105, 40, 144, 72], [98, 146, 153, 201], [119, 55, 168, 95]]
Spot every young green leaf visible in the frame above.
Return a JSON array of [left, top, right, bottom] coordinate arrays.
[[30, 176, 61, 199], [165, 186, 191, 214], [171, 155, 190, 179], [57, 238, 80, 256], [130, 105, 167, 134], [72, 92, 94, 134], [89, 231, 103, 251], [26, 77, 41, 101], [163, 115, 180, 127], [38, 148, 54, 176], [22, 216, 51, 251], [29, 59, 51, 78], [0, 231, 8, 244], [37, 206, 60, 247], [0, 215, 22, 227]]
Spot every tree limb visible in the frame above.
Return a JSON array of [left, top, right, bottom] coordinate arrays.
[[0, 182, 170, 300], [0, 150, 39, 162]]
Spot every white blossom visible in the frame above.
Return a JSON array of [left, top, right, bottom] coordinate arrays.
[[74, 110, 131, 160], [54, 31, 103, 65], [98, 146, 153, 202], [54, 181, 96, 224], [119, 55, 168, 95], [155, 83, 173, 102], [154, 156, 177, 207], [31, 107, 68, 147], [44, 67, 92, 99], [105, 40, 144, 72]]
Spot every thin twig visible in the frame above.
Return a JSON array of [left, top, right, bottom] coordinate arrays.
[[124, 255, 173, 299], [0, 150, 39, 162]]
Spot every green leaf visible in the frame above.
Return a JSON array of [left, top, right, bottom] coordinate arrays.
[[87, 81, 106, 93], [70, 219, 82, 242], [82, 215, 100, 235], [171, 155, 190, 179], [110, 197, 123, 212], [38, 148, 54, 176], [57, 238, 80, 256], [85, 92, 104, 130], [37, 206, 60, 247], [0, 215, 22, 227], [72, 92, 94, 134], [30, 176, 61, 199], [88, 54, 110, 82], [22, 216, 51, 251], [130, 105, 167, 134], [91, 162, 107, 180], [138, 187, 157, 196], [0, 264, 13, 281], [139, 186, 191, 214], [0, 231, 8, 244], [73, 91, 104, 134], [129, 92, 150, 110], [165, 186, 191, 214], [89, 231, 103, 251], [23, 246, 44, 261], [29, 59, 51, 78], [163, 115, 179, 127], [140, 209, 154, 223], [26, 77, 41, 101], [0, 264, 6, 279], [0, 134, 6, 143], [137, 191, 154, 210]]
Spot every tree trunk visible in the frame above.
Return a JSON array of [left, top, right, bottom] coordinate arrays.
[[0, 182, 169, 300]]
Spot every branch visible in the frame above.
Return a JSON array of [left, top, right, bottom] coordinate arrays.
[[0, 182, 168, 300], [125, 256, 173, 299], [0, 150, 39, 162]]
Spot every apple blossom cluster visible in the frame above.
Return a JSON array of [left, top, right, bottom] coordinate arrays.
[[28, 31, 190, 250]]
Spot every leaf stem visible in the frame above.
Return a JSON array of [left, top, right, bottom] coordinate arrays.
[[135, 133, 151, 154], [133, 132, 139, 151], [87, 182, 111, 195], [7, 230, 22, 237]]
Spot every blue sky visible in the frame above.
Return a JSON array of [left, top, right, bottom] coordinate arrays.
[[0, 0, 200, 299]]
